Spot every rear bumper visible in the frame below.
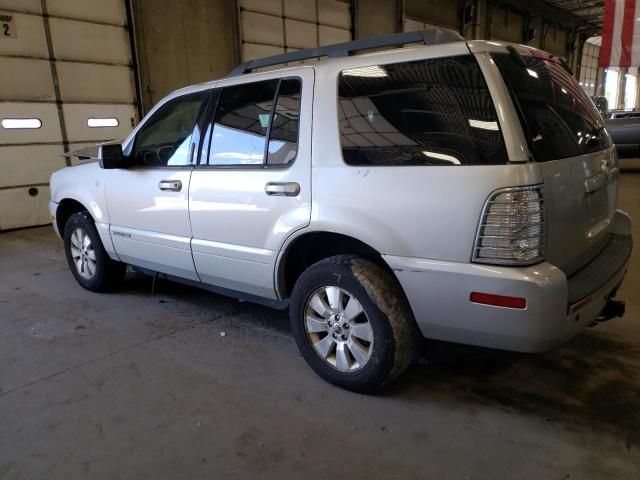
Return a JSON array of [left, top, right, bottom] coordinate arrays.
[[384, 211, 632, 353]]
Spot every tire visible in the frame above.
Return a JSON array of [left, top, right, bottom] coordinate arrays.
[[63, 211, 126, 292], [289, 255, 418, 393]]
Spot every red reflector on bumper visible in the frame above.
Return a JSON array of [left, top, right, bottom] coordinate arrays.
[[470, 292, 527, 309]]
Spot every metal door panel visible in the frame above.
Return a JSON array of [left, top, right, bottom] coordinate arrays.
[[0, 0, 41, 13], [0, 145, 65, 187], [239, 0, 282, 15], [49, 18, 130, 65], [46, 0, 126, 26], [57, 62, 134, 103], [0, 58, 54, 101], [0, 186, 50, 230], [0, 12, 48, 57], [108, 225, 199, 281], [242, 43, 284, 62], [318, 0, 351, 29], [189, 69, 314, 298], [319, 24, 350, 45], [238, 0, 352, 62], [284, 0, 316, 22], [105, 168, 197, 280], [0, 0, 138, 230], [285, 19, 317, 49], [62, 103, 135, 142], [241, 10, 283, 46], [539, 149, 618, 276], [192, 250, 275, 298], [0, 102, 62, 144], [105, 169, 193, 237]]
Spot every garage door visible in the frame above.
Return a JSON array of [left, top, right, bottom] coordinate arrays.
[[0, 0, 138, 230], [239, 0, 352, 61]]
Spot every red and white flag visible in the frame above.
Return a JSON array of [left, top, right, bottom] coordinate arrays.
[[600, 0, 640, 67]]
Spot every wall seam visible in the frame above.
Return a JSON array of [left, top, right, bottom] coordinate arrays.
[[40, 0, 70, 165]]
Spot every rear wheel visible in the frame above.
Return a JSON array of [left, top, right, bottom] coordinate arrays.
[[290, 255, 418, 392], [63, 212, 125, 292]]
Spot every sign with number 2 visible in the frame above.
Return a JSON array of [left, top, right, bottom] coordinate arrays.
[[1, 12, 16, 38]]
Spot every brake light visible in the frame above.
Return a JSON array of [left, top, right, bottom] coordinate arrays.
[[473, 185, 545, 265], [470, 292, 527, 309]]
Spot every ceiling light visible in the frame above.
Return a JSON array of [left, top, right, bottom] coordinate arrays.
[[527, 68, 538, 79]]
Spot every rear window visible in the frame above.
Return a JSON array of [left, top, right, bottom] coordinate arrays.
[[337, 55, 508, 166], [492, 53, 611, 161]]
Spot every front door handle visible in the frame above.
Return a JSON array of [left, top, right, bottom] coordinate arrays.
[[159, 180, 182, 192], [265, 182, 300, 197]]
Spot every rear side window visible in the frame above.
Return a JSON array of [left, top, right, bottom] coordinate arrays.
[[492, 53, 611, 161], [337, 55, 508, 166], [205, 78, 302, 166]]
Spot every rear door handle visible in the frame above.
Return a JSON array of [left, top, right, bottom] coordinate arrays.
[[265, 182, 300, 197], [159, 180, 182, 192]]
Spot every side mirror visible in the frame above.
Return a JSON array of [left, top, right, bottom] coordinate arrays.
[[99, 143, 128, 169]]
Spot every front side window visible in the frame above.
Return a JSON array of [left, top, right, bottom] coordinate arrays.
[[206, 78, 302, 166], [337, 55, 508, 166], [131, 91, 207, 167], [492, 53, 611, 161]]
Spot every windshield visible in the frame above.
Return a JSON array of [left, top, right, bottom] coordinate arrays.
[[492, 52, 612, 162]]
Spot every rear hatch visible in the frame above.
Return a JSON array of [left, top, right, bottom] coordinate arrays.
[[492, 49, 618, 276]]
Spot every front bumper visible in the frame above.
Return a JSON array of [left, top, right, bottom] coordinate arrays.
[[384, 211, 632, 353], [49, 200, 60, 238]]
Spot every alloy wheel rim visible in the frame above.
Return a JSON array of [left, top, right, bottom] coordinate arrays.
[[303, 286, 374, 372], [70, 227, 96, 280]]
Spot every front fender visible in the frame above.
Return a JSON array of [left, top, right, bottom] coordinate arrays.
[[50, 162, 109, 225]]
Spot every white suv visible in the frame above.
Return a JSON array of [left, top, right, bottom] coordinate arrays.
[[49, 29, 632, 392]]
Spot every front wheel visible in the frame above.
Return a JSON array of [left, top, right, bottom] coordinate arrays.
[[289, 255, 418, 393], [63, 212, 125, 292]]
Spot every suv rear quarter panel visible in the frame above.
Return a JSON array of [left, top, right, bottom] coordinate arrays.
[[309, 43, 544, 263]]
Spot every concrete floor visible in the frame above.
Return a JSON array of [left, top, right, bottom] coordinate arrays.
[[1, 175, 639, 480]]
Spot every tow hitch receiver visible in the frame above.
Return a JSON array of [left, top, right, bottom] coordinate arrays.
[[596, 298, 626, 323]]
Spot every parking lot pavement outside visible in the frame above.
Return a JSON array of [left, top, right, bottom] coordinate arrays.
[[0, 173, 639, 479]]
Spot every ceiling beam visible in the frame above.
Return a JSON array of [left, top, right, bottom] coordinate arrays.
[[496, 0, 602, 32]]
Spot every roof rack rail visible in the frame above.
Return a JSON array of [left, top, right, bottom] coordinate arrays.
[[228, 27, 464, 77]]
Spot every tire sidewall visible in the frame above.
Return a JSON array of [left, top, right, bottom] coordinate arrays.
[[63, 212, 111, 291], [290, 259, 396, 392]]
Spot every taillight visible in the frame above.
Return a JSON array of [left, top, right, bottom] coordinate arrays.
[[472, 185, 545, 265]]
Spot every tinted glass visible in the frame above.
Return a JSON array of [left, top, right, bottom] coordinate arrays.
[[207, 79, 278, 165], [132, 92, 206, 166], [492, 53, 611, 161], [337, 55, 508, 166], [267, 79, 301, 165]]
